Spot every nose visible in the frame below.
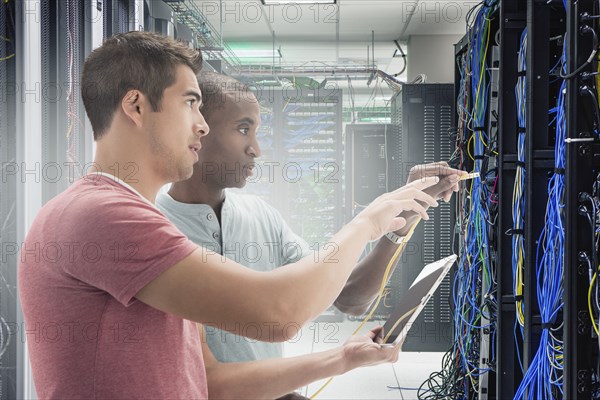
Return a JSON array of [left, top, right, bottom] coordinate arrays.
[[246, 136, 262, 159], [195, 111, 210, 138]]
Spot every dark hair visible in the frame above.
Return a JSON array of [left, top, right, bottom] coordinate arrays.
[[196, 71, 255, 123], [81, 31, 203, 140]]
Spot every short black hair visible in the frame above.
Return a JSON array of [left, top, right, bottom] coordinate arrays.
[[196, 72, 255, 123]]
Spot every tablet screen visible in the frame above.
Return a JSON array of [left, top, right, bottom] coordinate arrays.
[[381, 255, 456, 345]]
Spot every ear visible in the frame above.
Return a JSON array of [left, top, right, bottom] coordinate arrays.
[[121, 89, 146, 128]]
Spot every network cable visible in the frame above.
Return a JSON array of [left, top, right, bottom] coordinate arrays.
[[511, 27, 527, 374], [419, 2, 499, 398], [513, 27, 567, 400]]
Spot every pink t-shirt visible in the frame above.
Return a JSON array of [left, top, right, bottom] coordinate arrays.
[[18, 174, 206, 399]]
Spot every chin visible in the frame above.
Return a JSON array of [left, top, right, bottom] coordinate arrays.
[[182, 166, 195, 181], [227, 176, 247, 189], [171, 165, 194, 183]]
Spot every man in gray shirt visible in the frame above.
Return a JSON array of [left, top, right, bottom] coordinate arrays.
[[157, 71, 462, 397]]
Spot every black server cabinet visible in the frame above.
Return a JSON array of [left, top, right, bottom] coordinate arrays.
[[345, 85, 455, 351], [344, 124, 394, 320], [496, 2, 526, 398], [564, 0, 600, 398], [390, 84, 455, 352], [344, 123, 390, 221]]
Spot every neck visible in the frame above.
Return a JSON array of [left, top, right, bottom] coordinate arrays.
[[168, 178, 226, 216], [92, 143, 164, 204]]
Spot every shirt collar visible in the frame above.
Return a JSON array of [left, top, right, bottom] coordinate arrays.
[[88, 172, 159, 210]]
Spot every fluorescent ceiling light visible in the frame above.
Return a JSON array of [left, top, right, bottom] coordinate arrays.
[[231, 49, 283, 58], [261, 0, 336, 5]]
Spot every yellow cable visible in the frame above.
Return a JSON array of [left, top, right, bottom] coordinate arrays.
[[588, 272, 599, 336], [309, 377, 334, 399], [467, 135, 475, 161], [350, 218, 421, 335], [513, 162, 525, 326], [0, 54, 14, 61], [310, 306, 421, 398], [382, 305, 419, 343], [473, 20, 491, 115], [309, 218, 421, 399]]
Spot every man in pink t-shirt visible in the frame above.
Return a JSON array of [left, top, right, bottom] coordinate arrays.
[[19, 31, 455, 398], [19, 173, 205, 398]]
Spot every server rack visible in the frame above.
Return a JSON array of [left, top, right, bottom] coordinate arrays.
[[0, 1, 17, 397], [520, 2, 566, 399], [40, 0, 93, 202], [244, 86, 344, 249], [450, 1, 600, 398], [344, 123, 390, 222], [343, 86, 455, 351], [5, 1, 120, 396], [104, 0, 132, 38], [283, 93, 343, 246], [496, 2, 527, 398], [390, 84, 456, 352], [564, 1, 600, 397], [447, 4, 501, 396], [344, 124, 393, 320]]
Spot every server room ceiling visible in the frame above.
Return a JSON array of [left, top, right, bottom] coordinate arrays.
[[196, 0, 476, 104]]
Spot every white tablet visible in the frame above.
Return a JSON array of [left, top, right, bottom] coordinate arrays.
[[381, 254, 457, 347]]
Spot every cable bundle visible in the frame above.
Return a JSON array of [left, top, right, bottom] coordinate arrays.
[[513, 35, 567, 400], [512, 27, 527, 372], [418, 2, 499, 398], [582, 175, 600, 396]]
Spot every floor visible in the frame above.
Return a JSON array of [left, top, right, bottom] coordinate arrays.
[[283, 320, 444, 400]]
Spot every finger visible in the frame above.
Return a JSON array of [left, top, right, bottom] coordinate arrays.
[[442, 190, 453, 202], [368, 326, 384, 341], [408, 162, 450, 177], [402, 176, 440, 191], [409, 162, 470, 179], [388, 217, 407, 232], [381, 345, 400, 361], [448, 174, 461, 184], [437, 167, 468, 177], [409, 189, 439, 207], [423, 176, 458, 199], [393, 199, 429, 220], [427, 162, 466, 177]]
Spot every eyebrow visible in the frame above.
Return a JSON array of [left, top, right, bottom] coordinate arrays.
[[183, 90, 202, 103], [235, 117, 257, 125]]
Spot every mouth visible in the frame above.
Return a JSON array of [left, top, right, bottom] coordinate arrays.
[[189, 143, 202, 152], [244, 163, 256, 176], [189, 144, 201, 161]]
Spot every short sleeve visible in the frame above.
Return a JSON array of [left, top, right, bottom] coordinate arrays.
[[278, 216, 311, 265], [60, 190, 198, 306]]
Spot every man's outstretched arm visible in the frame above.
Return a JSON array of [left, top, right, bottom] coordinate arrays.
[[200, 324, 399, 400], [136, 178, 439, 341]]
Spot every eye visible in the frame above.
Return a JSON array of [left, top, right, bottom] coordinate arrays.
[[239, 127, 250, 135], [186, 99, 196, 108]]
